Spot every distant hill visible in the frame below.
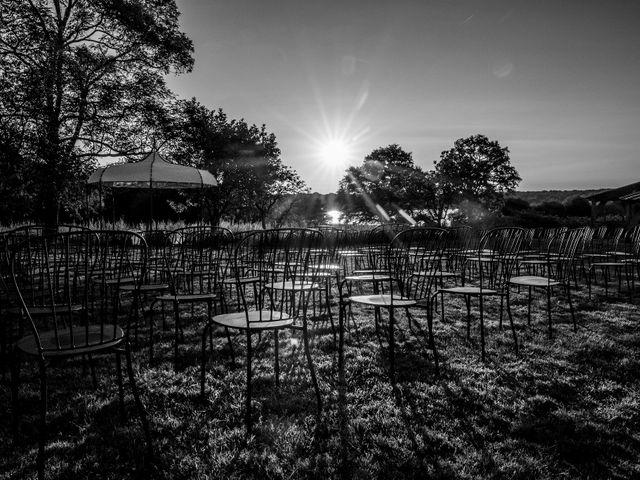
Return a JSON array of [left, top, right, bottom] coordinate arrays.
[[507, 190, 604, 205], [307, 190, 606, 208]]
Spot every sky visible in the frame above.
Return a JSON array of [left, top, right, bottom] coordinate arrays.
[[164, 0, 640, 193]]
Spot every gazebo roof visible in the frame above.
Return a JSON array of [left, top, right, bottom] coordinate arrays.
[[584, 181, 640, 204], [87, 151, 217, 189]]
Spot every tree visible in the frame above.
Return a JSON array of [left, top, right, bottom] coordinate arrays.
[[564, 196, 591, 217], [0, 0, 193, 222], [337, 144, 430, 223], [165, 99, 307, 226], [434, 135, 521, 215]]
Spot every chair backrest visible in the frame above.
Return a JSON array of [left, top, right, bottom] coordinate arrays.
[[233, 228, 323, 323], [389, 227, 448, 301], [546, 227, 588, 283], [165, 226, 234, 295], [11, 230, 146, 355], [474, 227, 525, 290]]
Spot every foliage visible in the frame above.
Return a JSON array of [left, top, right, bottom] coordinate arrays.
[[156, 100, 306, 227], [535, 200, 567, 217], [434, 134, 521, 215], [0, 0, 194, 222], [501, 197, 531, 216], [564, 196, 592, 217], [337, 144, 430, 223]]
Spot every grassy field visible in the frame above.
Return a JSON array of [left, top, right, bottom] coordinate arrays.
[[1, 281, 639, 479]]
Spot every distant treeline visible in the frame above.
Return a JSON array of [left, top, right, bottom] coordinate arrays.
[[506, 190, 602, 205], [303, 190, 603, 209]]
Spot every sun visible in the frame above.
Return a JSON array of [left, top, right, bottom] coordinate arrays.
[[319, 139, 350, 166]]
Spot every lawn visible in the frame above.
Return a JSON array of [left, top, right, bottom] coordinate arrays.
[[1, 282, 639, 479]]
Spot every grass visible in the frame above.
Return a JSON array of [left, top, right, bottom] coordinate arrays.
[[1, 281, 639, 479]]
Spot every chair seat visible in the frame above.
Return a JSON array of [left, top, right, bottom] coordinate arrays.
[[211, 310, 293, 330], [349, 294, 416, 307], [345, 274, 392, 282], [267, 280, 318, 291], [519, 259, 546, 265], [434, 270, 457, 278], [591, 262, 625, 268], [15, 324, 124, 357], [439, 286, 499, 296], [6, 304, 83, 316], [509, 275, 560, 287], [119, 283, 169, 292], [156, 293, 220, 303]]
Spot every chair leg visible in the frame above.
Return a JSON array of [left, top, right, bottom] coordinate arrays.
[[274, 329, 280, 390], [88, 354, 98, 389], [338, 295, 347, 392], [225, 327, 235, 366], [388, 307, 396, 384], [37, 359, 47, 480], [479, 295, 486, 362], [506, 290, 518, 354], [464, 295, 471, 339], [566, 285, 577, 332], [173, 300, 180, 371], [116, 351, 126, 422], [527, 286, 532, 326], [245, 330, 253, 432], [11, 348, 21, 440], [427, 302, 440, 375], [302, 320, 323, 415], [124, 343, 153, 458], [547, 286, 553, 339], [200, 323, 211, 401]]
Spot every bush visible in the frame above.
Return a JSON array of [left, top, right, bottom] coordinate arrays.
[[534, 201, 566, 217], [502, 197, 531, 216], [564, 196, 591, 217]]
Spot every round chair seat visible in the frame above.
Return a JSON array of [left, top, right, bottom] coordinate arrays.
[[438, 286, 499, 296], [349, 294, 415, 308], [509, 275, 560, 287], [211, 310, 293, 330], [15, 324, 124, 357]]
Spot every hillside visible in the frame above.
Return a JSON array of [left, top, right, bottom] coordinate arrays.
[[307, 190, 605, 207], [507, 189, 603, 205]]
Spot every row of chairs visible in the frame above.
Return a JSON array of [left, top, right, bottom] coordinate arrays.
[[1, 223, 639, 478]]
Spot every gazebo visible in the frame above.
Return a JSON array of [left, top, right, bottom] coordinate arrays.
[[584, 181, 640, 224], [87, 151, 218, 227]]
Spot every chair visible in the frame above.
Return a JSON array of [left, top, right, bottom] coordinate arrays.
[[508, 227, 587, 337], [437, 227, 525, 361], [338, 227, 447, 383], [586, 227, 629, 299], [156, 226, 234, 369], [200, 228, 324, 431], [10, 230, 152, 479], [118, 229, 171, 351]]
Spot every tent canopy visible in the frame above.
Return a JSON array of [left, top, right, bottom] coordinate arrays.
[[87, 151, 217, 189]]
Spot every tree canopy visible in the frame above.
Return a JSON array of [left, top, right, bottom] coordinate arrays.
[[162, 99, 307, 227], [0, 0, 194, 222], [434, 134, 521, 213], [337, 144, 430, 223]]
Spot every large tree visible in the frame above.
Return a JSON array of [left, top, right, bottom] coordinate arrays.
[[434, 134, 521, 215], [165, 99, 307, 227], [337, 144, 430, 223], [0, 0, 193, 223]]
